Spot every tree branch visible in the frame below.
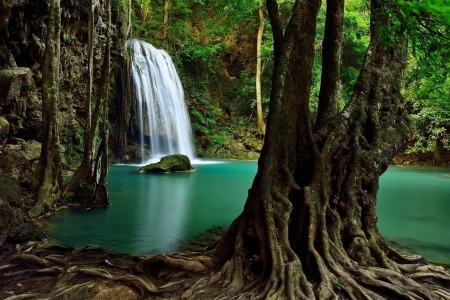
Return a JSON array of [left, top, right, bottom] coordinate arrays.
[[265, 0, 283, 57]]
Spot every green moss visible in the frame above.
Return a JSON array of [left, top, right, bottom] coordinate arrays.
[[0, 176, 21, 206], [139, 154, 194, 173]]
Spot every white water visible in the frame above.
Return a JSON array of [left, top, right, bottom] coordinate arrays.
[[128, 39, 195, 164]]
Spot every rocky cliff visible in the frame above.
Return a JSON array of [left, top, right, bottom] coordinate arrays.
[[0, 0, 126, 180]]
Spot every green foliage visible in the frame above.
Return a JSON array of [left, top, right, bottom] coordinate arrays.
[[310, 0, 370, 112], [227, 70, 271, 117], [393, 1, 450, 154], [183, 77, 221, 137], [405, 61, 450, 153], [181, 43, 226, 74], [111, 0, 128, 11]]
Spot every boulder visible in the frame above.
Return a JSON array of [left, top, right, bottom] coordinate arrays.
[[0, 175, 21, 206], [0, 199, 23, 230], [0, 116, 8, 139], [8, 222, 38, 243], [139, 154, 194, 173], [0, 198, 27, 246], [0, 67, 32, 112], [125, 144, 151, 163], [0, 147, 31, 181], [0, 67, 35, 137], [22, 139, 41, 161]]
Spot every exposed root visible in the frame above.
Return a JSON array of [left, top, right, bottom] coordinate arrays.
[[51, 281, 97, 298], [4, 293, 40, 300], [0, 264, 17, 271], [135, 254, 207, 273], [11, 254, 50, 267]]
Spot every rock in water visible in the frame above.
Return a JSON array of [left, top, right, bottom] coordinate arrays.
[[138, 154, 194, 173]]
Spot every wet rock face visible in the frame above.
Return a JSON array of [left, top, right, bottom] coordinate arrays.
[[0, 0, 126, 177], [0, 67, 38, 140], [139, 154, 195, 173]]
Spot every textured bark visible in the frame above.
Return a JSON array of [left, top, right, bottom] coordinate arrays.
[[29, 0, 63, 217], [314, 0, 345, 131], [256, 0, 266, 135], [92, 0, 111, 206], [85, 0, 96, 133]]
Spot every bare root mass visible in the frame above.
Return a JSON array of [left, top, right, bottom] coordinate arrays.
[[1, 233, 450, 300]]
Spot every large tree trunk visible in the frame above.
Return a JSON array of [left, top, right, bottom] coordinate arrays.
[[134, 0, 450, 299], [256, 0, 266, 135], [137, 0, 450, 299], [29, 0, 63, 217]]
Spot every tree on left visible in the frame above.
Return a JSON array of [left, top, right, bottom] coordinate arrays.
[[29, 0, 63, 218], [30, 0, 112, 217]]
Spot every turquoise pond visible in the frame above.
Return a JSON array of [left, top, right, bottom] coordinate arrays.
[[43, 161, 450, 263]]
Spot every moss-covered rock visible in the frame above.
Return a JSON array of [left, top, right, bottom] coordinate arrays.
[[138, 154, 194, 173], [0, 175, 21, 206], [0, 193, 38, 246], [0, 199, 23, 230], [0, 147, 31, 181], [8, 222, 38, 243]]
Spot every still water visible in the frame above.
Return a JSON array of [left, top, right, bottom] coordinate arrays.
[[44, 162, 450, 263]]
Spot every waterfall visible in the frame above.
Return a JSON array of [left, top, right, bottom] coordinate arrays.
[[128, 39, 195, 164]]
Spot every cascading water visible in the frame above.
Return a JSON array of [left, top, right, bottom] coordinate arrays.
[[128, 39, 195, 164]]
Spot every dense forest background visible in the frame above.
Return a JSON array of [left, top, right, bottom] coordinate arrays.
[[122, 0, 450, 163], [1, 0, 449, 173]]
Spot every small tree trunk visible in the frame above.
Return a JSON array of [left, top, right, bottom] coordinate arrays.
[[256, 0, 266, 135], [93, 0, 111, 206], [29, 0, 63, 217], [86, 0, 96, 132], [126, 0, 132, 38], [163, 0, 170, 40]]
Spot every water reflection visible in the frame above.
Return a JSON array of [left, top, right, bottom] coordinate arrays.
[[133, 173, 193, 252], [44, 163, 450, 264]]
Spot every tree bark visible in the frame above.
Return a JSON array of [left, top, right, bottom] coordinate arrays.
[[93, 0, 111, 206], [314, 0, 345, 131], [256, 0, 266, 135], [29, 0, 63, 217], [163, 0, 170, 39]]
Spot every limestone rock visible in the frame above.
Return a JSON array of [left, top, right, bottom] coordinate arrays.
[[0, 147, 31, 181], [23, 139, 41, 161], [0, 116, 8, 139], [139, 154, 194, 173], [0, 67, 35, 137], [8, 222, 38, 243], [124, 144, 151, 164], [0, 175, 21, 206], [0, 67, 32, 109], [0, 199, 23, 230]]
